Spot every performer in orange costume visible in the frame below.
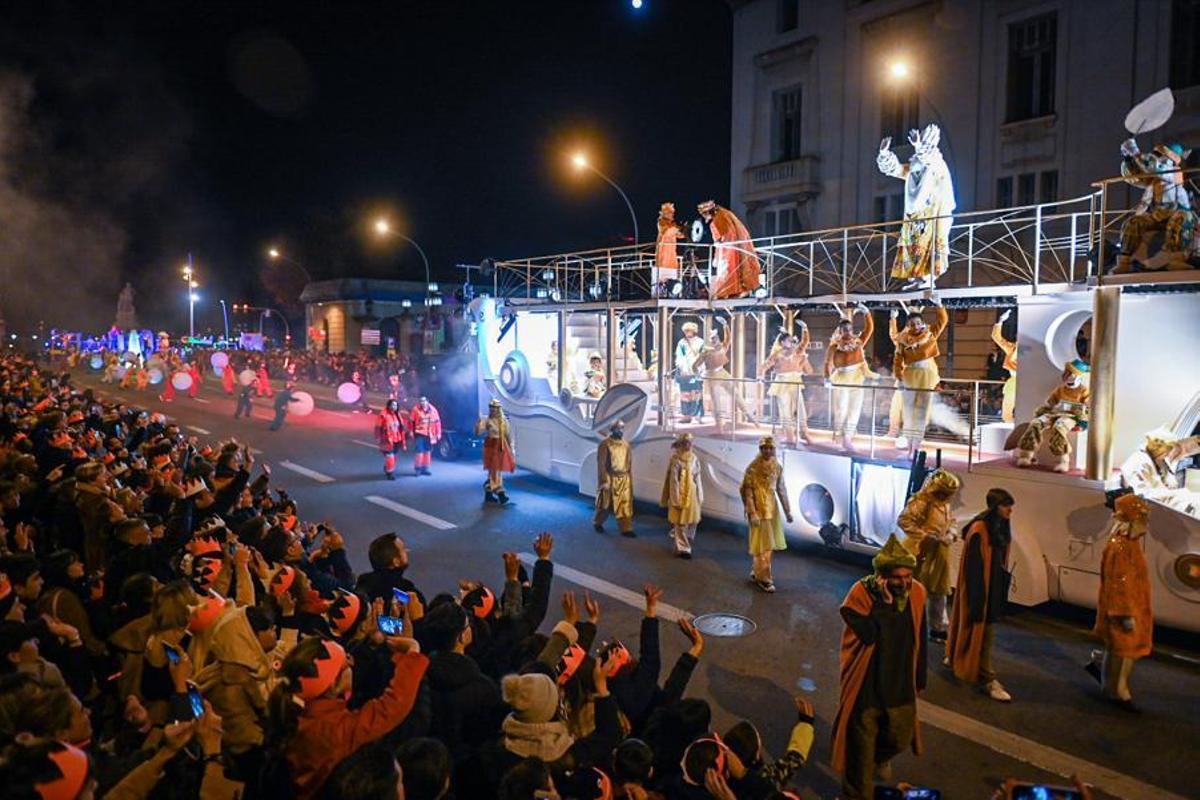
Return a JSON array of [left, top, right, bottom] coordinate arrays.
[[410, 396, 442, 476], [1087, 493, 1153, 710], [375, 399, 409, 480], [256, 363, 273, 397], [221, 362, 235, 395], [698, 200, 760, 299], [187, 362, 201, 399], [655, 202, 683, 295]]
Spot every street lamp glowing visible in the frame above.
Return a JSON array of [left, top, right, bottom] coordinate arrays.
[[571, 153, 588, 170], [268, 247, 280, 259], [189, 280, 199, 288], [631, 0, 643, 8], [889, 60, 910, 79], [374, 218, 391, 236], [189, 293, 199, 303]]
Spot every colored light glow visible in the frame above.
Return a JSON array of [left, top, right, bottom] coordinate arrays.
[[571, 153, 588, 169], [268, 248, 280, 259], [374, 218, 391, 235], [632, 0, 643, 8], [889, 61, 910, 79]]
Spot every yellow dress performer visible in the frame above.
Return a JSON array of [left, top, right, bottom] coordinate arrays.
[[889, 303, 949, 454], [897, 468, 961, 639], [660, 432, 703, 558], [991, 310, 1018, 423], [740, 436, 793, 593], [594, 421, 635, 537]]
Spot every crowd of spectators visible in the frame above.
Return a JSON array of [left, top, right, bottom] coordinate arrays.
[[0, 353, 817, 799]]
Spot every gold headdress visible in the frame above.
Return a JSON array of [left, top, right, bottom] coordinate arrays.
[[873, 533, 918, 573]]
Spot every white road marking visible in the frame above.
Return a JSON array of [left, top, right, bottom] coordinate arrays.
[[278, 460, 335, 483], [516, 557, 1184, 800], [351, 439, 379, 449], [516, 553, 690, 622], [365, 495, 456, 530], [918, 702, 1189, 800], [193, 397, 212, 404], [187, 425, 211, 435]]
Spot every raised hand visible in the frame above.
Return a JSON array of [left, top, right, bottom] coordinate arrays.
[[678, 616, 704, 657], [534, 532, 554, 560], [561, 591, 579, 626], [879, 136, 892, 154], [998, 309, 1012, 323], [644, 583, 664, 617], [502, 552, 520, 582], [584, 591, 600, 624]]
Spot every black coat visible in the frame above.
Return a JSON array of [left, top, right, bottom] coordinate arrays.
[[425, 650, 504, 762]]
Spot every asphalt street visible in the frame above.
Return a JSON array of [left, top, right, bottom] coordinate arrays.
[[76, 371, 1200, 800]]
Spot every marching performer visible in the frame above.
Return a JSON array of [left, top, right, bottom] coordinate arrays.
[[221, 361, 236, 395], [375, 399, 409, 481], [889, 300, 949, 454], [1087, 493, 1152, 710], [877, 124, 956, 289], [760, 323, 813, 446], [1013, 358, 1090, 473], [991, 310, 1018, 422], [660, 432, 703, 558], [897, 468, 961, 642], [740, 436, 793, 593], [256, 361, 273, 397], [655, 201, 684, 294], [186, 361, 201, 399], [475, 399, 515, 504], [594, 421, 635, 537], [674, 322, 705, 422], [410, 396, 442, 476], [698, 200, 761, 299], [824, 303, 875, 451]]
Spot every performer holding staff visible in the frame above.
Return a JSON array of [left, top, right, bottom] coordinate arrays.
[[475, 398, 516, 504]]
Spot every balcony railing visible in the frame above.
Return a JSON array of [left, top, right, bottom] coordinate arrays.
[[741, 155, 821, 204]]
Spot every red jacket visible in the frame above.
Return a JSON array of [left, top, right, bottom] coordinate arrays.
[[375, 409, 409, 449], [410, 403, 442, 442], [287, 651, 429, 800]]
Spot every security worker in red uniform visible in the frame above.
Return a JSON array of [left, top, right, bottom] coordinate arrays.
[[410, 396, 442, 476], [375, 399, 410, 480]]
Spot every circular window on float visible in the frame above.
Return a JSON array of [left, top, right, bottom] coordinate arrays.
[[1043, 309, 1092, 369]]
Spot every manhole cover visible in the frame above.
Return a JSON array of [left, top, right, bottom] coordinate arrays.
[[692, 613, 756, 638]]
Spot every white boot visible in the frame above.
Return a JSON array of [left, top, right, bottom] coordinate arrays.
[[1014, 449, 1035, 467], [985, 680, 1012, 702], [1052, 452, 1070, 473]]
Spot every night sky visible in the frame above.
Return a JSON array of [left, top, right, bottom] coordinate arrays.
[[0, 0, 732, 334]]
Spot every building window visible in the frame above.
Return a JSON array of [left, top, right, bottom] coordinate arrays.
[[1006, 12, 1057, 122], [874, 193, 903, 223], [761, 206, 800, 237], [881, 84, 919, 143], [777, 0, 799, 33], [1017, 172, 1037, 206], [996, 176, 1014, 209], [1040, 170, 1058, 203], [771, 86, 803, 162], [1171, 1, 1200, 88]]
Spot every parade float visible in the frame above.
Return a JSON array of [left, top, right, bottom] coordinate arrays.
[[474, 106, 1200, 632]]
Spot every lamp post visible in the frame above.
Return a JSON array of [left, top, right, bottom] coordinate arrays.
[[182, 254, 199, 340], [373, 218, 438, 303], [267, 247, 314, 283], [887, 59, 955, 172], [570, 153, 639, 245]]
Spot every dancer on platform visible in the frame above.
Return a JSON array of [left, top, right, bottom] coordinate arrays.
[[947, 487, 1015, 702], [832, 535, 927, 800], [698, 200, 761, 299], [674, 322, 704, 423], [699, 326, 755, 433], [410, 396, 442, 476], [889, 300, 949, 455], [897, 469, 961, 642], [760, 323, 813, 446], [661, 432, 702, 558], [740, 436, 793, 593], [1087, 493, 1152, 711], [375, 399, 409, 481], [1013, 358, 1090, 473], [991, 310, 1018, 422], [825, 303, 875, 451], [655, 201, 684, 296], [594, 421, 635, 537], [475, 398, 515, 504], [877, 123, 956, 289]]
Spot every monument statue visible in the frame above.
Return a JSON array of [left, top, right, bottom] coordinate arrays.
[[115, 282, 138, 330]]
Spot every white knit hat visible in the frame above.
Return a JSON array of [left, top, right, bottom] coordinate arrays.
[[502, 673, 560, 724]]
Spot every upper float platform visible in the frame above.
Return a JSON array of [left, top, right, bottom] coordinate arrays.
[[493, 173, 1200, 309]]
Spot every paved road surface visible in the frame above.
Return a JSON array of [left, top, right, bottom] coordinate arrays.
[[76, 371, 1200, 800]]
